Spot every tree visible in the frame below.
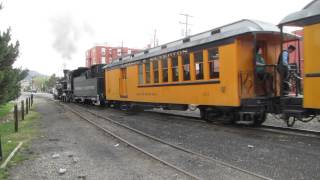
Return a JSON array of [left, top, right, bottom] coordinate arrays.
[[32, 76, 48, 92], [0, 5, 28, 104], [32, 74, 58, 92], [46, 74, 58, 91]]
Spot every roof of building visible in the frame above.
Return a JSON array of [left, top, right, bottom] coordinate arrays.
[[279, 0, 320, 26], [105, 19, 296, 69]]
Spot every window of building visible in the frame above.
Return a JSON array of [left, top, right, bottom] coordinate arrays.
[[101, 57, 106, 64], [162, 59, 168, 82], [128, 49, 132, 54], [171, 56, 179, 82], [194, 51, 204, 80], [101, 48, 106, 56], [153, 61, 159, 83], [182, 54, 190, 81], [145, 61, 150, 83], [208, 48, 220, 79], [138, 64, 143, 84]]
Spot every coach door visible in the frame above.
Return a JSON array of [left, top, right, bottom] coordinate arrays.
[[119, 68, 128, 98], [303, 23, 320, 109]]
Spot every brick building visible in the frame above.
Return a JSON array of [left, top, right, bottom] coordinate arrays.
[[86, 46, 141, 67], [284, 30, 304, 74]]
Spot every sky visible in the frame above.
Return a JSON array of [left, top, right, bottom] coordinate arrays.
[[0, 0, 311, 76]]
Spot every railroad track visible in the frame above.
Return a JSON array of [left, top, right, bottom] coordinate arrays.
[[148, 110, 320, 139], [61, 103, 200, 179], [258, 125, 320, 138], [62, 102, 271, 180]]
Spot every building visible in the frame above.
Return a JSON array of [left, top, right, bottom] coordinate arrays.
[[86, 46, 141, 67], [284, 30, 304, 75]]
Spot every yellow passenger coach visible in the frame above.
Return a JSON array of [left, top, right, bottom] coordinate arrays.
[[104, 19, 296, 125], [279, 0, 320, 110]]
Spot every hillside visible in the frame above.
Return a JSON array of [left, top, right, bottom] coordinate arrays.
[[24, 70, 48, 81]]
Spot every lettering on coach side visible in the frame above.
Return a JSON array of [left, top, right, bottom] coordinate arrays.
[[136, 92, 157, 96]]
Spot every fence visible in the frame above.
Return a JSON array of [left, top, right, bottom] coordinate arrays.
[[0, 94, 34, 161]]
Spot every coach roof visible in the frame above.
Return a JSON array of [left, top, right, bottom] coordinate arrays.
[[106, 19, 295, 69], [279, 0, 320, 26]]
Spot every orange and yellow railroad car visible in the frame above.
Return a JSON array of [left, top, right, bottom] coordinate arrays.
[[279, 0, 320, 110], [104, 19, 297, 125]]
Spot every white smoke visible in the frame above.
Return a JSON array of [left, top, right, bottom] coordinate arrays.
[[50, 14, 94, 60]]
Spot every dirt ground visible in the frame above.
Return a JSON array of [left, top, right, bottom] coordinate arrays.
[[87, 105, 320, 180], [9, 93, 320, 180], [9, 96, 188, 180]]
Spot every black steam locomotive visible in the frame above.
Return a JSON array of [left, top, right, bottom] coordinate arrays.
[[55, 64, 105, 105]]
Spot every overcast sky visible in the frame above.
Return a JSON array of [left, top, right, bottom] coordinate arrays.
[[0, 0, 311, 76]]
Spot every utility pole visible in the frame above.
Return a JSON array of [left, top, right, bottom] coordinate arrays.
[[121, 41, 124, 56], [179, 13, 193, 37], [153, 29, 159, 47], [153, 29, 157, 47]]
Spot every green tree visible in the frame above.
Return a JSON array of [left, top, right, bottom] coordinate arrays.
[[32, 76, 48, 92], [0, 5, 28, 104], [46, 74, 58, 90], [32, 74, 58, 92]]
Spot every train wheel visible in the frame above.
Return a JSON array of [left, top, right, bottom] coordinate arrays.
[[252, 113, 266, 126], [200, 108, 213, 123], [223, 112, 237, 125]]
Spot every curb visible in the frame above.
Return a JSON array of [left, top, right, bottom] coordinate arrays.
[[0, 142, 23, 169]]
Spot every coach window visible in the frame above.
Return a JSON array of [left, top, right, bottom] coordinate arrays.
[[171, 56, 179, 82], [153, 61, 159, 83], [182, 53, 190, 81], [208, 48, 219, 79], [138, 64, 144, 84], [162, 59, 168, 82], [145, 61, 151, 84], [194, 51, 204, 80]]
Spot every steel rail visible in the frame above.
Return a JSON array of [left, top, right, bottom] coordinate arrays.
[[149, 110, 320, 139], [74, 104, 271, 180], [259, 125, 320, 138]]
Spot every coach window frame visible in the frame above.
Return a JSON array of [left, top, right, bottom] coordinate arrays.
[[171, 55, 179, 82], [153, 60, 159, 83], [138, 63, 144, 84], [208, 47, 220, 79], [182, 52, 191, 81], [194, 50, 204, 80], [161, 58, 169, 83], [145, 60, 151, 84]]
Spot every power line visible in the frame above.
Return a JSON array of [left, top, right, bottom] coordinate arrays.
[[179, 13, 193, 37]]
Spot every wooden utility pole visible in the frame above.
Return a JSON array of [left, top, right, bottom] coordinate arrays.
[[179, 13, 193, 37], [153, 29, 158, 47]]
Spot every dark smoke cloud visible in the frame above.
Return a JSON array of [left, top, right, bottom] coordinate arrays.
[[50, 14, 93, 60]]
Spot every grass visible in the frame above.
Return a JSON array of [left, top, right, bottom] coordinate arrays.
[[0, 103, 14, 119], [0, 106, 40, 180]]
